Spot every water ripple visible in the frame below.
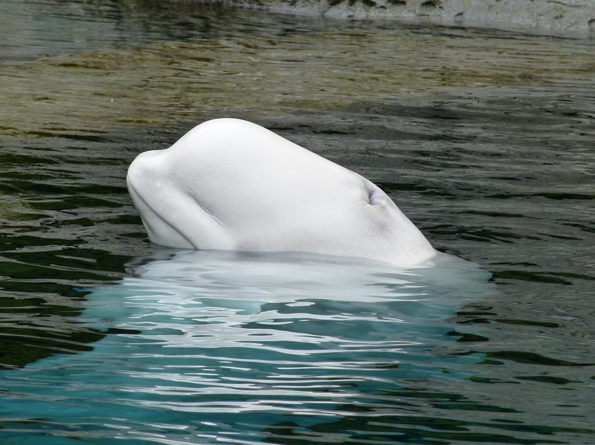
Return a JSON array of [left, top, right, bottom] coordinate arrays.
[[0, 2, 594, 444]]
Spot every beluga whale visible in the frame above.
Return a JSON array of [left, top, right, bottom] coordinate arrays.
[[127, 118, 436, 266]]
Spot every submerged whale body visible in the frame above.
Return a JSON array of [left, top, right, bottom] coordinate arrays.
[[127, 118, 435, 266]]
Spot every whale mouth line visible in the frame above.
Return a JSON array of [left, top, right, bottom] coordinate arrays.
[[187, 191, 227, 231], [128, 181, 196, 249]]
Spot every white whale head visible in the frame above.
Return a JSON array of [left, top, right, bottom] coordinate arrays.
[[126, 118, 436, 266]]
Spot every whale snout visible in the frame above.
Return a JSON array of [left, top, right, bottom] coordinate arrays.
[[127, 146, 235, 251], [126, 150, 195, 249], [127, 150, 165, 188]]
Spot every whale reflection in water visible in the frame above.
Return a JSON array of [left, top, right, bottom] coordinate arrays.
[[85, 249, 493, 359], [1, 250, 495, 443]]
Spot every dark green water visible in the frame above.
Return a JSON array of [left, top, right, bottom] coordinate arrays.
[[0, 1, 594, 444]]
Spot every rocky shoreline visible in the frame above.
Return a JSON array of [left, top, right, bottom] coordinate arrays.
[[212, 0, 595, 37]]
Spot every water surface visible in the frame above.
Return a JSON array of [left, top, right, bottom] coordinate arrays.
[[0, 1, 594, 444]]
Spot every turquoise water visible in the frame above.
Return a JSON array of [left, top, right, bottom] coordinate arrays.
[[1, 1, 595, 444], [1, 251, 493, 444]]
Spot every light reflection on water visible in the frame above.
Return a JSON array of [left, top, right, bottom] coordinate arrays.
[[0, 0, 594, 444], [1, 250, 493, 444]]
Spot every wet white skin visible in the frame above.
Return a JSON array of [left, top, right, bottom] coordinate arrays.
[[127, 118, 435, 266]]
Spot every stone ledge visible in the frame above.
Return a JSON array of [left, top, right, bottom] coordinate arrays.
[[210, 0, 595, 37]]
